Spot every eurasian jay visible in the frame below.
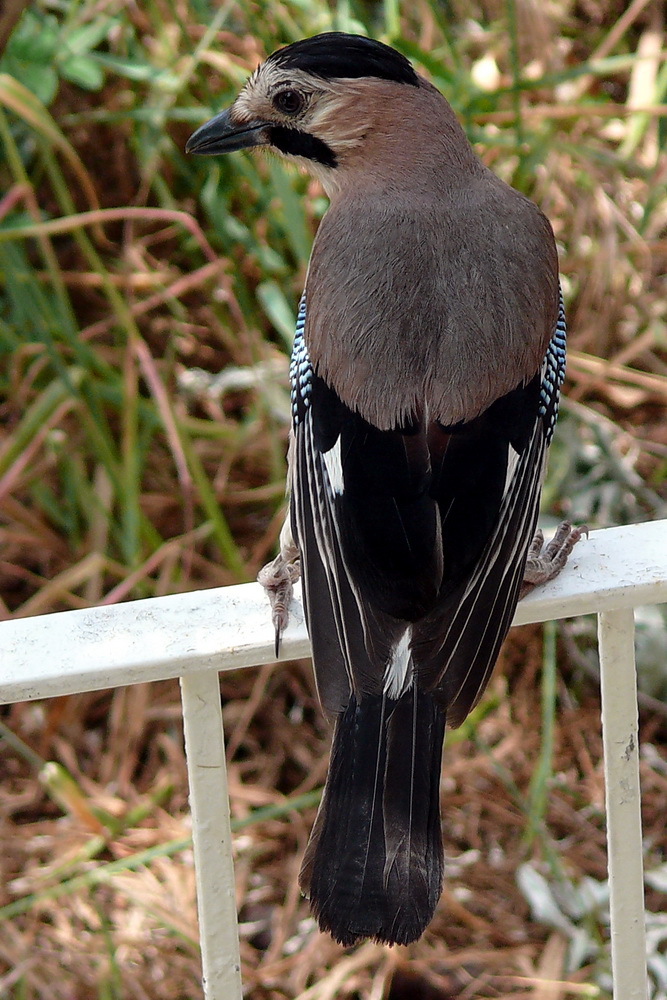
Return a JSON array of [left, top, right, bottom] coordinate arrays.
[[187, 32, 583, 948]]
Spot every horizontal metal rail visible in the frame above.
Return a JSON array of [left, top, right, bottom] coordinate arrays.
[[2, 519, 666, 999]]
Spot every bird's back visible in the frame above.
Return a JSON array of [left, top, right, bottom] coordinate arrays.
[[305, 165, 559, 431]]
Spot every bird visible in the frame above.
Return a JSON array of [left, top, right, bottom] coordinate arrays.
[[186, 32, 583, 948]]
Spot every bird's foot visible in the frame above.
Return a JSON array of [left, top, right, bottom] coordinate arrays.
[[520, 521, 588, 600], [257, 553, 301, 656]]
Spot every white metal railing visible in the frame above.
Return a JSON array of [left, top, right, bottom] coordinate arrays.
[[2, 519, 667, 1000]]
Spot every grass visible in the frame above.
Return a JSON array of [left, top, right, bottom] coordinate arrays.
[[1, 0, 666, 997]]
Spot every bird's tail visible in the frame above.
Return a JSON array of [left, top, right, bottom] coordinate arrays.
[[299, 687, 446, 946]]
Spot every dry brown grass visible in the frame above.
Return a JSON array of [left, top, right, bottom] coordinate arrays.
[[1, 0, 667, 997]]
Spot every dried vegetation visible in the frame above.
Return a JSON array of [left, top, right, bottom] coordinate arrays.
[[0, 0, 666, 997]]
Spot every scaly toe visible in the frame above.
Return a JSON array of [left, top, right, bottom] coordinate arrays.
[[258, 555, 301, 656], [520, 521, 587, 598]]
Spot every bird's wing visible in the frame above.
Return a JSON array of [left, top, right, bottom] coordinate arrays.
[[413, 296, 567, 725], [289, 296, 443, 713]]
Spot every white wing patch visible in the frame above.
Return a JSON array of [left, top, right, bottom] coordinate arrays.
[[384, 626, 413, 699], [504, 443, 521, 496], [323, 438, 344, 496]]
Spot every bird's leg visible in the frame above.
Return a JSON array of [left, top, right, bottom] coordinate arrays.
[[520, 521, 587, 600], [257, 511, 301, 656]]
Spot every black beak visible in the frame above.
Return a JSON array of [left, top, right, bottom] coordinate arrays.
[[185, 108, 270, 156]]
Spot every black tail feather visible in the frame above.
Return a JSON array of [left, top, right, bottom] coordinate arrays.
[[299, 688, 446, 946]]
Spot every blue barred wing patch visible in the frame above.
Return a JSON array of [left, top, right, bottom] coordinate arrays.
[[290, 293, 312, 427], [539, 289, 567, 444]]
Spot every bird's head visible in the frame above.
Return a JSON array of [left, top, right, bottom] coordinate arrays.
[[186, 32, 434, 195]]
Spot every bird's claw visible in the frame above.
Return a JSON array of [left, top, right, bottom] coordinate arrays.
[[520, 520, 588, 599], [257, 554, 301, 656]]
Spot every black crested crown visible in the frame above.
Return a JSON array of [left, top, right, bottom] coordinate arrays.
[[267, 32, 419, 87]]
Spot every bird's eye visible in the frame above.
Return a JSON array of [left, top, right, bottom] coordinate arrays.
[[273, 89, 305, 116]]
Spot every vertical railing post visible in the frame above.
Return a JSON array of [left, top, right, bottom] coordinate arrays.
[[180, 670, 242, 1000], [598, 609, 648, 999]]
